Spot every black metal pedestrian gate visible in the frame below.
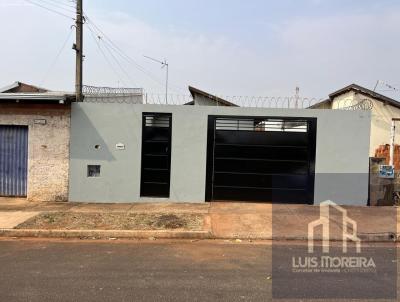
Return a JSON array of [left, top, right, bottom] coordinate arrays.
[[140, 113, 172, 198], [205, 117, 317, 204], [0, 125, 28, 197]]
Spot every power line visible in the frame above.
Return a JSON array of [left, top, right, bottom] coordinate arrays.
[[100, 37, 139, 88], [85, 15, 164, 84], [32, 0, 75, 13], [83, 14, 186, 93], [87, 24, 127, 87], [86, 23, 138, 87], [24, 0, 75, 20], [86, 23, 128, 87], [40, 27, 74, 86], [45, 0, 76, 9]]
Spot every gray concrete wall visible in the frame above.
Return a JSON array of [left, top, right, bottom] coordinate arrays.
[[69, 103, 371, 205]]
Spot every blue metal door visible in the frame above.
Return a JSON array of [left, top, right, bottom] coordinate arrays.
[[0, 126, 28, 197]]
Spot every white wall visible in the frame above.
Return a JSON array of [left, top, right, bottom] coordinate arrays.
[[331, 92, 400, 156]]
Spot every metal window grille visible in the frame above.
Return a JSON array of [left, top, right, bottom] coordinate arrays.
[[215, 118, 308, 132], [144, 115, 170, 128]]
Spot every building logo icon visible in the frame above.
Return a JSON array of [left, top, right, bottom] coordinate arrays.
[[308, 200, 361, 254]]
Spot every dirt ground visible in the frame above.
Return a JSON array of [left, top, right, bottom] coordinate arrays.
[[16, 212, 204, 231]]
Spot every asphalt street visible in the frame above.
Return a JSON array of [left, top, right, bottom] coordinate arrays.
[[0, 239, 398, 302]]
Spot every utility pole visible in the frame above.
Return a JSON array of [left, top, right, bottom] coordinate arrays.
[[144, 55, 169, 104], [74, 0, 84, 102]]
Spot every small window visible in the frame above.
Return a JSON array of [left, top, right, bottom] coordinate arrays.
[[87, 165, 101, 177]]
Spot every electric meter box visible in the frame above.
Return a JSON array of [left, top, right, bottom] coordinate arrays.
[[379, 165, 395, 179]]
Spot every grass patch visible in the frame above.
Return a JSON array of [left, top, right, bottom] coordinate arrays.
[[16, 212, 204, 231]]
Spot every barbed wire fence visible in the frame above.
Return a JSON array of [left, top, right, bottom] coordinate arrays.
[[82, 85, 374, 110], [83, 85, 144, 104], [142, 93, 193, 105], [143, 94, 326, 108]]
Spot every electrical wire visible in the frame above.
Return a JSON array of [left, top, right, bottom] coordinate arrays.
[[45, 0, 76, 9], [32, 0, 75, 14], [39, 27, 74, 86], [25, 0, 185, 93], [25, 0, 75, 20], [86, 23, 128, 87], [37, 0, 75, 14], [84, 14, 186, 93], [85, 15, 164, 85], [86, 23, 138, 87], [100, 37, 139, 88]]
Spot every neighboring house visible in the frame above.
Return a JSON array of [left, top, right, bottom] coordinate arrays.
[[0, 81, 74, 201], [310, 83, 400, 157], [185, 86, 238, 106]]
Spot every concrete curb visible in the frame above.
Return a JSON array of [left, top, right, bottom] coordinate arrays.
[[209, 236, 399, 242], [214, 232, 400, 243], [0, 229, 213, 240], [0, 229, 398, 242], [358, 232, 398, 242], [267, 233, 398, 243]]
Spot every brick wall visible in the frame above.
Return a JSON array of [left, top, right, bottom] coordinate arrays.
[[0, 103, 70, 202], [375, 144, 400, 170]]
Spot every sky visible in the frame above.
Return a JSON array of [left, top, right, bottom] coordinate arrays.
[[0, 0, 400, 100]]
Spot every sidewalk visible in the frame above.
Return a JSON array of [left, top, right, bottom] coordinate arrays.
[[210, 202, 399, 241], [0, 198, 398, 241]]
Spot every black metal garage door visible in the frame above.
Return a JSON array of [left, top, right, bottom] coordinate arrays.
[[205, 117, 317, 204], [0, 125, 28, 197]]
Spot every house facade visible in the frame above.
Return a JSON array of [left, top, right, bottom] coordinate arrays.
[[310, 84, 400, 157], [0, 82, 73, 201]]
